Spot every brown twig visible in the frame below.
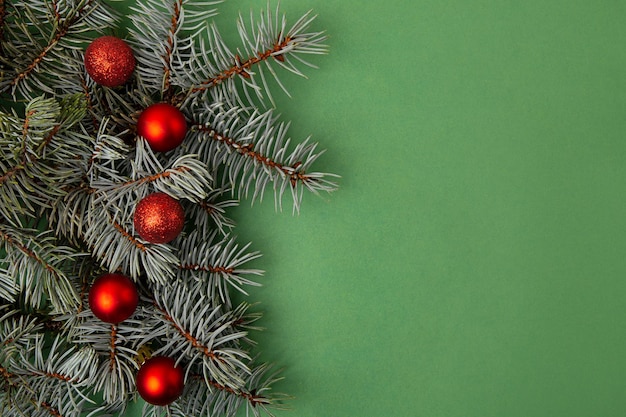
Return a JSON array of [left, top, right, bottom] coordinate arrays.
[[39, 371, 74, 383], [40, 401, 63, 417], [0, 230, 62, 280], [120, 166, 190, 187], [79, 72, 100, 133], [111, 220, 147, 252], [9, 0, 91, 88], [192, 373, 271, 407], [194, 122, 308, 188], [0, 108, 60, 184], [189, 37, 292, 94], [0, 109, 36, 184], [162, 0, 181, 103], [179, 262, 235, 275], [154, 303, 225, 363], [109, 324, 117, 371], [0, 365, 14, 381]]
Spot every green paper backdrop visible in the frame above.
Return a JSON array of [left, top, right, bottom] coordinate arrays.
[[120, 1, 626, 416]]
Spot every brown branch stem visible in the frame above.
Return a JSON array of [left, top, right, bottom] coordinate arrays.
[[189, 37, 292, 94], [109, 324, 117, 371], [0, 108, 60, 184], [0, 230, 62, 280], [10, 1, 91, 88], [179, 263, 235, 275], [0, 364, 14, 381], [192, 373, 271, 407], [38, 371, 75, 383], [162, 0, 181, 102], [120, 166, 190, 188], [80, 72, 100, 133], [154, 303, 225, 363], [0, 110, 36, 184], [40, 401, 63, 417], [1, 367, 65, 416], [195, 122, 308, 188], [112, 220, 147, 252]]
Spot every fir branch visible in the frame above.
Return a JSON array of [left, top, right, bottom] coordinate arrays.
[[158, 306, 217, 357], [0, 1, 335, 415], [0, 165, 19, 185], [20, 335, 99, 388], [188, 35, 294, 94], [40, 402, 63, 417], [0, 0, 118, 99], [128, 0, 222, 98], [0, 230, 58, 274], [151, 285, 252, 390], [90, 138, 212, 209], [0, 263, 18, 303], [180, 262, 233, 275], [0, 226, 82, 312], [112, 219, 147, 252], [73, 316, 142, 405], [187, 103, 337, 212], [109, 324, 118, 370], [177, 230, 263, 304], [161, 0, 182, 102], [86, 120, 131, 185], [6, 2, 82, 93], [0, 95, 90, 224], [0, 99, 56, 222], [154, 303, 235, 363], [130, 165, 191, 186], [0, 311, 43, 354], [178, 6, 328, 108], [1, 333, 101, 417], [175, 362, 287, 417], [50, 0, 62, 24], [81, 205, 178, 284], [190, 188, 238, 236], [198, 370, 277, 409], [48, 187, 93, 246]]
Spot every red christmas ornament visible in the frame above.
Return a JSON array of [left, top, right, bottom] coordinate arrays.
[[136, 103, 188, 152], [84, 36, 136, 87], [136, 356, 185, 406], [88, 273, 138, 323], [133, 193, 185, 244]]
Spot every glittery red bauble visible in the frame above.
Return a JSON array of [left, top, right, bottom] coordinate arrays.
[[136, 356, 185, 406], [84, 36, 136, 87], [88, 273, 138, 323], [136, 103, 188, 152], [133, 193, 185, 244]]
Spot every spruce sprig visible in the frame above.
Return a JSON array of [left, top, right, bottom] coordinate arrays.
[[0, 0, 335, 416]]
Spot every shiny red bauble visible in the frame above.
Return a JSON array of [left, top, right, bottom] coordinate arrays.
[[88, 273, 138, 323], [133, 193, 185, 244], [136, 103, 188, 152], [136, 356, 185, 406], [84, 36, 136, 87]]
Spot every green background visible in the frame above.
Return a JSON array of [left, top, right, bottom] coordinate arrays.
[[121, 0, 626, 416]]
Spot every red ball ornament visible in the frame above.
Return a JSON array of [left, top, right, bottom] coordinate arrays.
[[134, 193, 185, 244], [136, 103, 188, 152], [136, 356, 185, 406], [88, 273, 138, 323], [84, 36, 136, 87]]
